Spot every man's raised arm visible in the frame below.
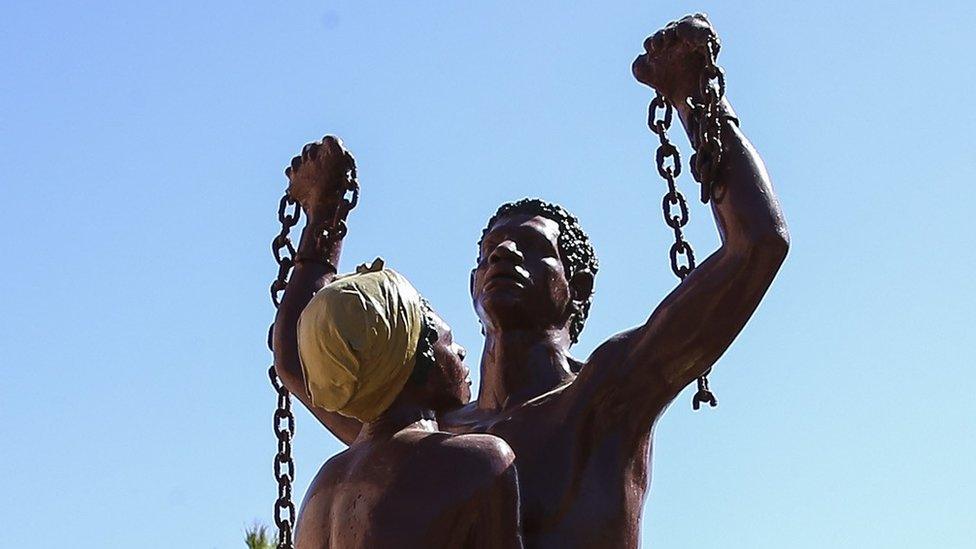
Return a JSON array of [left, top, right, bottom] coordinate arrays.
[[272, 136, 363, 445], [580, 15, 789, 414]]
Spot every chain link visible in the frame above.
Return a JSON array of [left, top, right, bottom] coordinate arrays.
[[267, 146, 360, 549], [646, 35, 726, 410]]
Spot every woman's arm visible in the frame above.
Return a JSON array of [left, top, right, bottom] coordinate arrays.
[[272, 136, 363, 445]]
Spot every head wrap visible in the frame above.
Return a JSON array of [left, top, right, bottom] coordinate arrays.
[[297, 258, 426, 422]]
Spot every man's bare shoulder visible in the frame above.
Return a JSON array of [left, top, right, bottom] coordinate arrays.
[[441, 432, 516, 474], [567, 327, 650, 390], [370, 426, 512, 467], [347, 429, 518, 500]]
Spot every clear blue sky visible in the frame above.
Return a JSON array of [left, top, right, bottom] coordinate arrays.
[[2, 1, 973, 547]]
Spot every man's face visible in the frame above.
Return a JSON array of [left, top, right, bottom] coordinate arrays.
[[472, 213, 572, 335]]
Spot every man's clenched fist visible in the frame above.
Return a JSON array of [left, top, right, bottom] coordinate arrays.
[[633, 13, 720, 103]]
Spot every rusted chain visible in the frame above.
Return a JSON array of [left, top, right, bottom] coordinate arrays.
[[646, 33, 727, 410], [267, 192, 299, 549]]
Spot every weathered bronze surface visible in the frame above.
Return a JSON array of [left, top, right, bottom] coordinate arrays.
[[271, 14, 789, 548]]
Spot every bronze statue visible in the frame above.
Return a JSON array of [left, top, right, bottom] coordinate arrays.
[[272, 14, 789, 548], [286, 232, 523, 548]]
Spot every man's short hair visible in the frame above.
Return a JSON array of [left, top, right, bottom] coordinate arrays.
[[479, 198, 599, 343]]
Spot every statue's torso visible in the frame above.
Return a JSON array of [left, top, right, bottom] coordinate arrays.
[[296, 432, 507, 549], [445, 382, 657, 549]]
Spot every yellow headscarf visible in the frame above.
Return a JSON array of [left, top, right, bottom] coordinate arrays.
[[297, 258, 425, 423]]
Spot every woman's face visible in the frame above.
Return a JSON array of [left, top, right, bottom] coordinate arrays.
[[425, 309, 472, 411]]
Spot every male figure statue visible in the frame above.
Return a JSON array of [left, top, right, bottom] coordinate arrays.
[[273, 14, 789, 548]]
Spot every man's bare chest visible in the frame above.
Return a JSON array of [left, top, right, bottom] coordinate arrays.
[[458, 404, 648, 545]]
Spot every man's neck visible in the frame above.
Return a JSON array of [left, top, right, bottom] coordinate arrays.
[[477, 328, 575, 411]]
